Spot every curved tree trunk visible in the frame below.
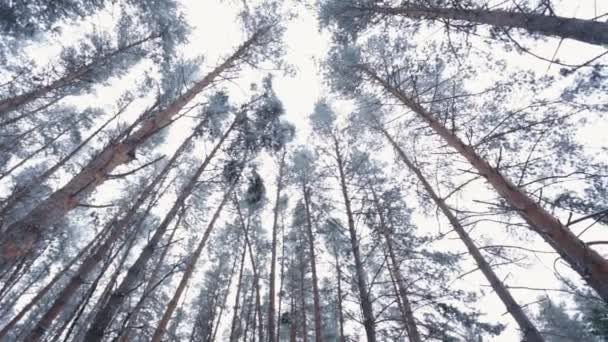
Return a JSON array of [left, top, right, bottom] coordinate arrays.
[[364, 66, 608, 303]]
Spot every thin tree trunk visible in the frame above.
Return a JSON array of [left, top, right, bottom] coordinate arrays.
[[211, 250, 241, 342], [367, 4, 608, 46], [289, 297, 297, 342], [276, 214, 286, 342], [0, 34, 160, 116], [379, 125, 544, 341], [368, 184, 422, 342], [302, 184, 323, 342], [83, 119, 237, 342], [335, 253, 346, 342], [267, 151, 285, 342], [298, 248, 308, 342], [151, 181, 239, 342], [230, 241, 249, 342], [332, 134, 376, 342], [0, 31, 263, 263], [236, 199, 264, 342], [243, 280, 256, 342], [364, 66, 608, 303], [116, 214, 181, 342]]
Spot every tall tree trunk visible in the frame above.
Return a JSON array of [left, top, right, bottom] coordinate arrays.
[[364, 66, 608, 303], [0, 116, 86, 182], [50, 246, 119, 342], [267, 151, 285, 342], [368, 185, 422, 342], [236, 199, 264, 342], [302, 184, 323, 342], [151, 181, 239, 342], [0, 34, 160, 117], [289, 297, 297, 342], [379, 125, 544, 341], [230, 241, 249, 342], [335, 253, 346, 342], [116, 212, 181, 342], [367, 4, 608, 46], [0, 101, 127, 219], [0, 31, 262, 264], [211, 250, 241, 342], [22, 199, 159, 342], [15, 113, 201, 340], [276, 219, 286, 342], [332, 135, 376, 342], [83, 119, 237, 341], [0, 224, 109, 338], [298, 246, 308, 342]]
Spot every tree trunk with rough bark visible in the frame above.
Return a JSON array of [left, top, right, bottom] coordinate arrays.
[[332, 134, 376, 342], [83, 120, 236, 342], [364, 66, 608, 303], [0, 101, 127, 219], [379, 125, 545, 341], [0, 31, 262, 264], [15, 113, 205, 340], [368, 184, 422, 342], [0, 225, 108, 339], [267, 151, 285, 342], [368, 4, 608, 46], [229, 241, 248, 342], [302, 184, 323, 342], [151, 181, 238, 342], [0, 34, 160, 117]]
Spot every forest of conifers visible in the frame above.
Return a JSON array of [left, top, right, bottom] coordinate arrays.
[[0, 0, 606, 341]]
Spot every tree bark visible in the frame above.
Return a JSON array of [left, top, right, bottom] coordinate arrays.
[[364, 66, 608, 303], [229, 240, 248, 342], [368, 4, 608, 46], [151, 180, 239, 342], [379, 125, 545, 341], [335, 253, 346, 342], [0, 225, 108, 339], [0, 116, 87, 182], [267, 151, 286, 342], [332, 134, 376, 342], [0, 31, 262, 264], [298, 251, 308, 342], [83, 119, 237, 341], [368, 184, 422, 342], [302, 184, 323, 342], [0, 34, 160, 117], [15, 112, 204, 340], [0, 101, 127, 219]]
